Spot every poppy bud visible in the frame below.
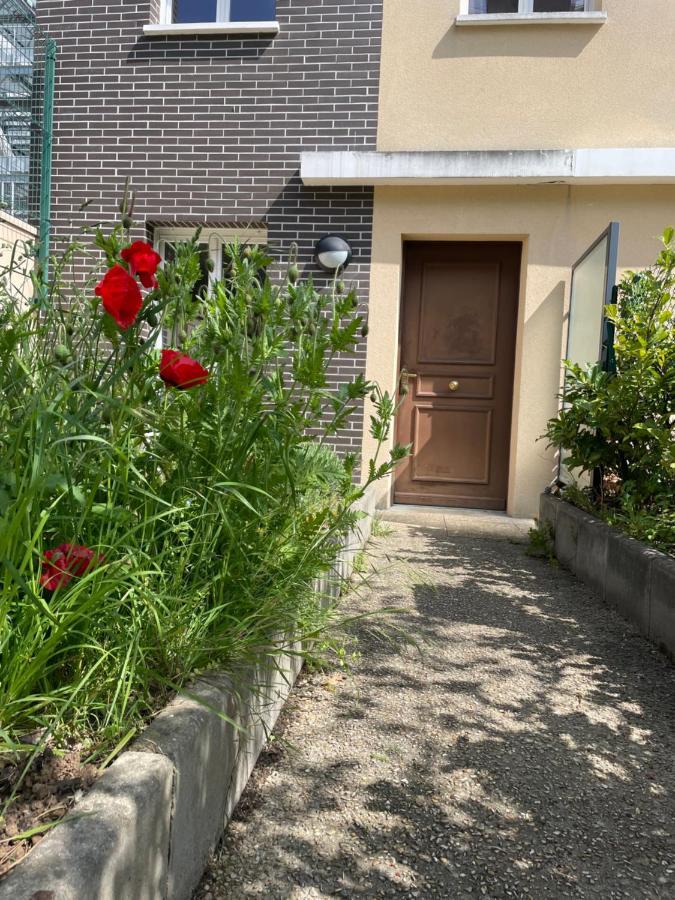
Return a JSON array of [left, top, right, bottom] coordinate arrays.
[[243, 246, 253, 259], [370, 391, 377, 403], [121, 215, 134, 230], [361, 324, 369, 338], [146, 311, 158, 327], [206, 258, 215, 272], [336, 281, 345, 295], [54, 344, 71, 365], [288, 265, 300, 284]]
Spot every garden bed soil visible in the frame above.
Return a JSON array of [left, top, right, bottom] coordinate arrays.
[[0, 746, 98, 878]]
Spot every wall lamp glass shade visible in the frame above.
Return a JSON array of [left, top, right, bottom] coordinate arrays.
[[315, 235, 353, 272]]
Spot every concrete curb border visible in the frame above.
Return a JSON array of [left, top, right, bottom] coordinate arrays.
[[540, 493, 675, 659], [0, 490, 377, 900]]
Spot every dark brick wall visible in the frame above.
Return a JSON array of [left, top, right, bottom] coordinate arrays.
[[36, 0, 383, 456]]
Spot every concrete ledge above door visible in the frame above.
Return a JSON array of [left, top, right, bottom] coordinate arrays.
[[300, 149, 675, 187]]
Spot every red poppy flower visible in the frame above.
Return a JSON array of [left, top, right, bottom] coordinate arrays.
[[121, 241, 161, 290], [40, 544, 104, 592], [95, 265, 143, 330], [159, 349, 209, 390]]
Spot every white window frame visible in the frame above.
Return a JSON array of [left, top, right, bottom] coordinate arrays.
[[461, 0, 596, 12], [154, 225, 267, 283], [152, 225, 268, 347], [159, 0, 276, 26], [160, 0, 227, 24], [457, 0, 606, 24]]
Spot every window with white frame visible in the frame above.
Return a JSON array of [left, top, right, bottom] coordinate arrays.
[[153, 226, 267, 346], [467, 1, 597, 13], [161, 0, 277, 25]]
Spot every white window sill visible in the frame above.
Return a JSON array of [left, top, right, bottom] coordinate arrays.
[[143, 21, 280, 37], [455, 12, 607, 26]]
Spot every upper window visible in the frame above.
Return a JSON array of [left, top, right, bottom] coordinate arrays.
[[167, 0, 276, 24], [468, 1, 592, 12]]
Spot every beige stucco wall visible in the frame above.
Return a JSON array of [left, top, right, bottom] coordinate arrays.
[[0, 211, 36, 304], [378, 1, 675, 152], [362, 185, 675, 517]]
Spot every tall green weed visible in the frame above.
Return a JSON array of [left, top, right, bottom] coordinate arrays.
[[0, 214, 405, 753]]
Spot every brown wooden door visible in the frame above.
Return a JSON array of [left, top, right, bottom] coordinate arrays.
[[394, 242, 521, 510]]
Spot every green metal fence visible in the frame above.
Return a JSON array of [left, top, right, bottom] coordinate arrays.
[[0, 0, 55, 270]]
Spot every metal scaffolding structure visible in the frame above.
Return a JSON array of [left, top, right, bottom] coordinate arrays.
[[0, 0, 55, 269]]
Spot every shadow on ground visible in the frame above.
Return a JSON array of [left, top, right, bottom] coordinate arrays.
[[197, 524, 675, 899]]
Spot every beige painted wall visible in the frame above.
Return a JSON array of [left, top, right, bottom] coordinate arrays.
[[0, 211, 36, 305], [362, 184, 675, 517], [378, 1, 675, 151]]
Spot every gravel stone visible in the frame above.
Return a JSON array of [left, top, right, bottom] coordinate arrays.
[[195, 518, 675, 899]]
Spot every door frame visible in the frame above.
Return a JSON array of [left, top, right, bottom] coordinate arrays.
[[390, 237, 525, 510]]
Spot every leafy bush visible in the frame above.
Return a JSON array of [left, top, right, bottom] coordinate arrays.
[[546, 229, 675, 553], [0, 211, 405, 755]]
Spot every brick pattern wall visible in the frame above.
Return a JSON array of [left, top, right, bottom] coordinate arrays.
[[36, 0, 383, 456]]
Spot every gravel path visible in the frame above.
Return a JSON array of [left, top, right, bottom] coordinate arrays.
[[196, 516, 675, 899]]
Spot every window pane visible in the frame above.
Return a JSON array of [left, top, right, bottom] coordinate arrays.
[[162, 242, 213, 301], [230, 0, 276, 21], [468, 1, 519, 13], [533, 1, 586, 10], [174, 0, 217, 23]]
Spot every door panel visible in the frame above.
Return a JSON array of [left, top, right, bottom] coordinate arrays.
[[394, 242, 521, 510], [416, 374, 494, 400], [418, 263, 500, 365], [413, 407, 492, 484]]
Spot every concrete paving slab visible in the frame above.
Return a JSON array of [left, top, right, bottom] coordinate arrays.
[[380, 505, 534, 541]]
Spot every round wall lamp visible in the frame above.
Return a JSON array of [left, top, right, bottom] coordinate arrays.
[[315, 235, 353, 272]]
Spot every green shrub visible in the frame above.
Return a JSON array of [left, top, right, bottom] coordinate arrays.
[[0, 215, 406, 755], [546, 228, 675, 553]]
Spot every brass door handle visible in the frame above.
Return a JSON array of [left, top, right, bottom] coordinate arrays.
[[449, 380, 460, 392]]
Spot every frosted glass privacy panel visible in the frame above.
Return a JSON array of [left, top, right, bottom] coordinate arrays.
[[566, 235, 610, 368]]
